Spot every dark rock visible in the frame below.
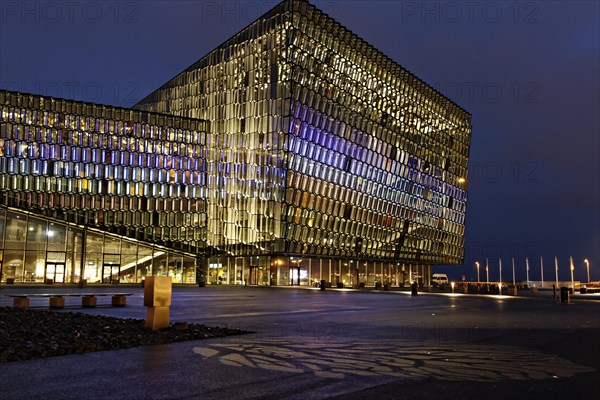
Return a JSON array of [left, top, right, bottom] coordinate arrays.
[[0, 307, 248, 363], [173, 322, 189, 331]]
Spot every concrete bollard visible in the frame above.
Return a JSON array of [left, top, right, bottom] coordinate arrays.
[[560, 287, 570, 304], [144, 276, 172, 330], [411, 282, 418, 296]]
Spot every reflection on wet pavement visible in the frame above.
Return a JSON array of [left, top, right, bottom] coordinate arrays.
[[193, 339, 594, 381]]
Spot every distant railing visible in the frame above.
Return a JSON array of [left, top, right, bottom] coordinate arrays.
[[525, 281, 590, 289], [463, 281, 595, 289]]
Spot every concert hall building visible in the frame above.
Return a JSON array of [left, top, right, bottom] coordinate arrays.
[[0, 0, 471, 287]]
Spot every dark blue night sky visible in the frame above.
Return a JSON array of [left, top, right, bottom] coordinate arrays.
[[1, 0, 598, 282]]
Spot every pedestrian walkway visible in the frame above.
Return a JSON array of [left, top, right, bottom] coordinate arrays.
[[1, 286, 598, 400]]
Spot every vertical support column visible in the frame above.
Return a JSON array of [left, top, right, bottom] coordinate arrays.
[[69, 229, 75, 283], [242, 257, 246, 286], [426, 265, 431, 285], [20, 214, 29, 282], [133, 243, 139, 283], [197, 256, 207, 287], [269, 257, 275, 286], [79, 229, 87, 285], [319, 258, 323, 282], [226, 257, 231, 285], [234, 257, 238, 285], [144, 276, 172, 330], [401, 264, 405, 286]]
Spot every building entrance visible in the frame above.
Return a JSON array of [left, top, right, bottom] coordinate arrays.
[[248, 266, 269, 285], [102, 263, 121, 283], [45, 262, 66, 283], [289, 266, 300, 285]]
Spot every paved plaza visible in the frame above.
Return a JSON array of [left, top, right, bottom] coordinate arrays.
[[1, 286, 599, 399]]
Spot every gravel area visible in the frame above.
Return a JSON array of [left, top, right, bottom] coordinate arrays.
[[0, 307, 247, 363]]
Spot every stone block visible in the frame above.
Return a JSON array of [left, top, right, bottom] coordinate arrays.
[[49, 296, 65, 308], [112, 295, 127, 307], [82, 295, 97, 307], [13, 297, 29, 309]]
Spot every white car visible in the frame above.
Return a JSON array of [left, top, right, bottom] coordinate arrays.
[[431, 274, 449, 287]]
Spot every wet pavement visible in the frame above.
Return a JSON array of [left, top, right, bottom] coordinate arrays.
[[1, 285, 599, 399]]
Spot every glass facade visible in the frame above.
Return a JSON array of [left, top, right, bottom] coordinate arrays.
[[0, 206, 197, 284], [0, 90, 206, 283], [0, 0, 471, 286], [135, 0, 472, 286]]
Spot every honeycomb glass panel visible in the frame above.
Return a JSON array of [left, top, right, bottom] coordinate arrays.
[[1, 0, 471, 286]]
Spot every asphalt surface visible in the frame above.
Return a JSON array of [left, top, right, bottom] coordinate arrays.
[[1, 285, 599, 399]]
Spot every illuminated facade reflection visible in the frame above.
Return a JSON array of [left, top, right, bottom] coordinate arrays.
[[136, 0, 472, 287]]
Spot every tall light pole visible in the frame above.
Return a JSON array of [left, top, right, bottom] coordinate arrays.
[[554, 256, 559, 299], [476, 261, 480, 283], [584, 259, 590, 284], [540, 256, 544, 288], [525, 257, 530, 287], [499, 258, 502, 285], [570, 256, 575, 291], [512, 257, 516, 286], [485, 258, 489, 283]]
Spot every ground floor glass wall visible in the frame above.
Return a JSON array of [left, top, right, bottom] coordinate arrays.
[[0, 207, 197, 284], [206, 255, 431, 288]]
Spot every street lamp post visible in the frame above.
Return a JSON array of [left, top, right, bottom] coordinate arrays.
[[526, 257, 530, 287], [499, 258, 502, 286], [570, 256, 575, 292], [512, 257, 515, 286], [540, 256, 544, 288], [485, 258, 489, 283], [584, 259, 590, 284], [476, 261, 480, 283], [554, 256, 559, 298]]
